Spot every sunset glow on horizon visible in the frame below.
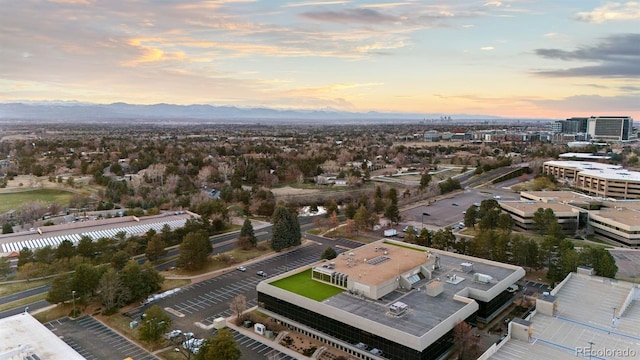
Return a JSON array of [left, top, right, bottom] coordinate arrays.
[[1, 0, 639, 119]]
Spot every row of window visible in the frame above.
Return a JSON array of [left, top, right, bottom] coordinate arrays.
[[258, 292, 454, 360]]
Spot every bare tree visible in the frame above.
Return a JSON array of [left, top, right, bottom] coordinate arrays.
[[453, 321, 481, 360], [97, 268, 129, 312], [230, 294, 247, 324]]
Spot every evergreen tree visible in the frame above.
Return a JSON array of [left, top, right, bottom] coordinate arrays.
[[76, 235, 95, 259], [464, 205, 478, 229], [178, 230, 213, 270], [384, 203, 400, 224], [271, 206, 301, 251], [2, 223, 13, 234], [18, 247, 34, 267], [344, 203, 357, 219], [320, 246, 338, 260], [419, 172, 432, 190], [533, 208, 557, 235], [72, 263, 102, 298], [55, 239, 76, 260], [46, 273, 73, 304], [145, 236, 167, 262], [239, 217, 257, 247], [386, 188, 398, 205], [121, 260, 163, 302]]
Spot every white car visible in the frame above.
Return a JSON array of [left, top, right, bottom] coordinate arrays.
[[183, 338, 205, 352], [166, 329, 182, 340], [236, 266, 247, 272], [506, 284, 519, 293]]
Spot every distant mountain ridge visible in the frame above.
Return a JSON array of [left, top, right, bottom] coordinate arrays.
[[0, 101, 509, 124]]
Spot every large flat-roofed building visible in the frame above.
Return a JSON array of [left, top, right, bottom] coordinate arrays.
[[0, 312, 84, 359], [587, 116, 633, 141], [588, 206, 640, 247], [543, 160, 640, 199], [0, 212, 195, 256], [488, 271, 640, 360], [498, 201, 579, 233], [502, 191, 640, 247], [257, 239, 525, 360]]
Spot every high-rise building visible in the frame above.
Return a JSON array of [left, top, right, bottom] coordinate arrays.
[[564, 117, 588, 134], [587, 116, 633, 141]]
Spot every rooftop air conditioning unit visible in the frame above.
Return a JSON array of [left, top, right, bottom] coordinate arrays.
[[461, 262, 474, 273], [473, 273, 493, 284]]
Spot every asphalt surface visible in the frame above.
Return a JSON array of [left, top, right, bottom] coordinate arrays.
[[400, 187, 520, 230], [0, 284, 50, 305], [45, 316, 159, 360], [125, 236, 362, 360], [0, 299, 51, 318]]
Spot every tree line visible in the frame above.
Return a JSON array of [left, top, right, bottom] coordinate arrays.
[[404, 200, 617, 285]]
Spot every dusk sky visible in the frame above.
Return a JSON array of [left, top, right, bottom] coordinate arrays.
[[1, 0, 639, 119]]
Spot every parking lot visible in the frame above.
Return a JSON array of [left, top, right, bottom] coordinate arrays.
[[46, 316, 157, 360], [398, 185, 521, 232], [520, 280, 551, 296], [151, 242, 351, 360], [608, 249, 640, 280], [214, 328, 297, 360]]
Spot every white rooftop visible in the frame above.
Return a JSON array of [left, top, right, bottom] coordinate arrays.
[[559, 153, 611, 160], [545, 160, 640, 181], [490, 273, 640, 360], [0, 312, 84, 360]]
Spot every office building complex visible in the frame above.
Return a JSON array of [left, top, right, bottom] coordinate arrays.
[[500, 190, 640, 247], [489, 270, 640, 359], [587, 116, 633, 141], [257, 239, 524, 360], [543, 160, 640, 199]]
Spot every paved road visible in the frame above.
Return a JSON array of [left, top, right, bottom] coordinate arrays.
[[0, 285, 50, 305], [0, 299, 51, 318]]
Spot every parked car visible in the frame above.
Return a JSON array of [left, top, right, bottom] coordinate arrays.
[[166, 329, 182, 340], [236, 266, 247, 272], [257, 270, 268, 277], [452, 203, 459, 206], [506, 284, 519, 293]]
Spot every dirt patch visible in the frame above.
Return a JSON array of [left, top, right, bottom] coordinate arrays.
[[280, 332, 355, 359], [270, 186, 320, 196], [523, 269, 548, 284]]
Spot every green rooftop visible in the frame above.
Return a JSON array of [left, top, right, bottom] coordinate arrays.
[[270, 268, 344, 301]]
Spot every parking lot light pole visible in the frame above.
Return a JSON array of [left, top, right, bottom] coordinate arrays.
[[72, 290, 76, 317]]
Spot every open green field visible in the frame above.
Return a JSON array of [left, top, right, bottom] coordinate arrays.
[[271, 268, 344, 301], [0, 189, 75, 213]]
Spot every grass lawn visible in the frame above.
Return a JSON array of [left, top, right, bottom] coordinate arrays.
[[383, 241, 425, 252], [0, 189, 76, 213], [0, 293, 47, 312], [271, 268, 343, 301], [0, 279, 51, 297]]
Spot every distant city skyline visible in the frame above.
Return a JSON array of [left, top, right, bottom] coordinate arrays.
[[1, 0, 639, 119]]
